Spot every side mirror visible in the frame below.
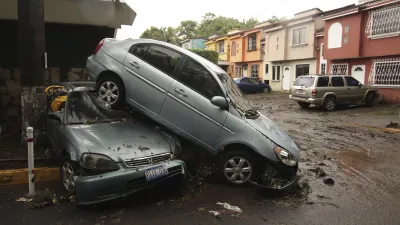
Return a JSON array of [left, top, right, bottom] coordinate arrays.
[[48, 113, 62, 122], [210, 96, 228, 110]]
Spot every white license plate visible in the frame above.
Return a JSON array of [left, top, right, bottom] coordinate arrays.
[[296, 89, 304, 94], [145, 165, 168, 181]]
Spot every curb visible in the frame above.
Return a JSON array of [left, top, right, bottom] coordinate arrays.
[[346, 123, 400, 133], [0, 167, 60, 186]]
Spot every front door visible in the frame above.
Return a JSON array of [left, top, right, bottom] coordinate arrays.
[[159, 57, 228, 149], [351, 65, 366, 84], [123, 44, 182, 118], [243, 67, 248, 77], [282, 66, 290, 90]]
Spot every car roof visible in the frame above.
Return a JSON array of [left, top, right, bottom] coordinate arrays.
[[54, 82, 96, 92]]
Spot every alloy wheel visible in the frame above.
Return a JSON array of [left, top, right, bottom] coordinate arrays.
[[223, 157, 253, 184], [99, 81, 119, 104], [62, 162, 75, 192], [326, 100, 336, 110]]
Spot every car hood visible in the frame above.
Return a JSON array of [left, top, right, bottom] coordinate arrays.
[[70, 122, 172, 162], [245, 114, 300, 160]]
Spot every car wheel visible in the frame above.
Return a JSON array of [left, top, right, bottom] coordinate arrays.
[[297, 102, 310, 108], [97, 76, 125, 109], [60, 160, 78, 193], [324, 96, 336, 111], [262, 87, 269, 93], [365, 93, 374, 107], [218, 150, 257, 185]]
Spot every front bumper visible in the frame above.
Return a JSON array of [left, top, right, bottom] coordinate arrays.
[[250, 162, 299, 191], [74, 160, 186, 205], [289, 95, 323, 105]]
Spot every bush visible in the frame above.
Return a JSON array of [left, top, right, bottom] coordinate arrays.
[[189, 49, 219, 65]]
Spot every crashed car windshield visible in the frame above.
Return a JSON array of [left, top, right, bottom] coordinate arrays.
[[66, 91, 129, 124]]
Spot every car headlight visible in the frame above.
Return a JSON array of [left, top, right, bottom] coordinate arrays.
[[274, 146, 297, 166], [80, 153, 119, 174]]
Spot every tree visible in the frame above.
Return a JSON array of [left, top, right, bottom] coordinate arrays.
[[177, 20, 198, 39], [140, 26, 180, 45], [267, 16, 287, 23]]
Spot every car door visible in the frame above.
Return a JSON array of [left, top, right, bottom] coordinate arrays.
[[123, 44, 183, 118], [159, 57, 228, 149], [345, 76, 365, 103], [330, 76, 347, 103], [239, 78, 251, 93], [248, 78, 261, 93]]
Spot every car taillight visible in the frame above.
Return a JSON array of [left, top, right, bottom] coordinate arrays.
[[94, 39, 104, 55], [312, 89, 317, 96]]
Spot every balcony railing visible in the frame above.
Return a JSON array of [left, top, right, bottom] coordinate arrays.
[[365, 4, 400, 39], [368, 58, 400, 86]]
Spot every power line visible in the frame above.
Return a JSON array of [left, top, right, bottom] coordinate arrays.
[[248, 0, 293, 19]]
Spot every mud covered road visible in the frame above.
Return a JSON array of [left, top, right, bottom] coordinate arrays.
[[1, 92, 399, 225]]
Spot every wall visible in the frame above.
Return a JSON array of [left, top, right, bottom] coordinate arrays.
[[324, 13, 362, 60], [192, 39, 206, 49], [265, 28, 286, 61], [0, 19, 115, 136], [286, 22, 316, 60], [216, 38, 229, 61], [229, 36, 243, 62], [244, 31, 262, 62]]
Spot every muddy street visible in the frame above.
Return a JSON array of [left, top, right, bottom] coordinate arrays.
[[1, 92, 400, 225]]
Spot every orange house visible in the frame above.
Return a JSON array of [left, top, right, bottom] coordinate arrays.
[[228, 28, 264, 79]]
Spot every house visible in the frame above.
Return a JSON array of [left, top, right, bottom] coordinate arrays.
[[228, 27, 265, 79], [262, 8, 324, 91], [319, 0, 400, 103], [205, 35, 230, 72], [181, 38, 207, 50], [0, 0, 136, 135]]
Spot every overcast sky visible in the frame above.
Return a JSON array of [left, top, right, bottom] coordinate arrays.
[[116, 0, 357, 40]]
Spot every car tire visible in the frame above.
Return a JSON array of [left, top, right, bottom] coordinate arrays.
[[96, 76, 125, 109], [297, 102, 310, 109], [365, 93, 374, 107], [60, 160, 79, 194], [262, 87, 269, 93], [324, 96, 337, 111], [218, 149, 258, 186]]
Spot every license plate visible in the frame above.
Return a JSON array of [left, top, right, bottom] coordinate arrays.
[[145, 165, 168, 181], [296, 89, 304, 94]]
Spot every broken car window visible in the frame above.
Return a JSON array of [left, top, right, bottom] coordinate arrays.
[[67, 91, 130, 124]]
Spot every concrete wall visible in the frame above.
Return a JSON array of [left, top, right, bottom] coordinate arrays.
[[286, 22, 317, 60], [192, 39, 206, 49]]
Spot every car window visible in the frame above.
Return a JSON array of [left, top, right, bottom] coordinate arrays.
[[331, 77, 345, 87], [142, 45, 182, 75], [317, 76, 329, 87], [248, 78, 258, 84], [177, 58, 223, 99], [345, 77, 360, 86], [129, 44, 149, 59], [241, 78, 249, 83], [293, 77, 315, 87]]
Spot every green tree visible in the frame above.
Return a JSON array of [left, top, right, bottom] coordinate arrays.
[[177, 20, 198, 39], [267, 16, 287, 23], [140, 26, 180, 45]]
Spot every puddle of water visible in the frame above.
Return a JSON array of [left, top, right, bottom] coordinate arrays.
[[328, 149, 379, 173]]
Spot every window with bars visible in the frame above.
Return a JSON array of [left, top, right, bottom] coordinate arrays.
[[369, 59, 400, 86], [248, 34, 257, 51], [292, 26, 307, 45], [218, 41, 225, 53], [236, 66, 242, 77], [251, 65, 259, 77], [321, 63, 326, 75], [329, 64, 348, 75], [366, 4, 400, 38]]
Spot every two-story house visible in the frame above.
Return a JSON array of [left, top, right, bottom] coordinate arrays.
[[228, 27, 265, 79], [205, 35, 230, 72], [319, 0, 400, 103], [181, 38, 207, 50], [262, 8, 324, 91]]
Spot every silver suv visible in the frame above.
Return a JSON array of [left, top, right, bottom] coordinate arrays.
[[289, 75, 378, 111], [86, 38, 300, 189]]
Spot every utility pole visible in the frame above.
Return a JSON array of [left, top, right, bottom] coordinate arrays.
[[18, 0, 46, 86]]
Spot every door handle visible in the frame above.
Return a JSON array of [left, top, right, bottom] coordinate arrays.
[[128, 61, 140, 68], [174, 88, 187, 97]]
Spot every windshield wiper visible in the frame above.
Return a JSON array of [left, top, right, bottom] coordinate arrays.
[[245, 109, 259, 119]]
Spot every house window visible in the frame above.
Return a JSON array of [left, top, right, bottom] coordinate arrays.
[[369, 59, 400, 86], [251, 65, 259, 77], [344, 36, 348, 44], [329, 64, 348, 75], [231, 41, 236, 56], [295, 64, 310, 78], [277, 37, 279, 42], [321, 43, 324, 57], [248, 34, 257, 51], [328, 22, 342, 48], [265, 64, 269, 73], [236, 66, 243, 77], [272, 66, 280, 81], [366, 5, 400, 38], [277, 44, 279, 50], [218, 41, 224, 53], [292, 26, 307, 45], [344, 26, 350, 33], [321, 63, 326, 75]]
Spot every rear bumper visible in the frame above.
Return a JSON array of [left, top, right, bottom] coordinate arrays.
[[289, 95, 323, 105], [74, 160, 186, 205], [86, 55, 106, 81]]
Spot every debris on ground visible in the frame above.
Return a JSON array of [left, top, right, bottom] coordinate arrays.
[[323, 178, 335, 185], [16, 189, 63, 209], [16, 197, 33, 203], [207, 202, 243, 219], [386, 121, 399, 129], [216, 202, 243, 213], [310, 167, 326, 177]]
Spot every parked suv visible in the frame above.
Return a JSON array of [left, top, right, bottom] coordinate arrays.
[[86, 38, 300, 189], [289, 75, 378, 111]]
